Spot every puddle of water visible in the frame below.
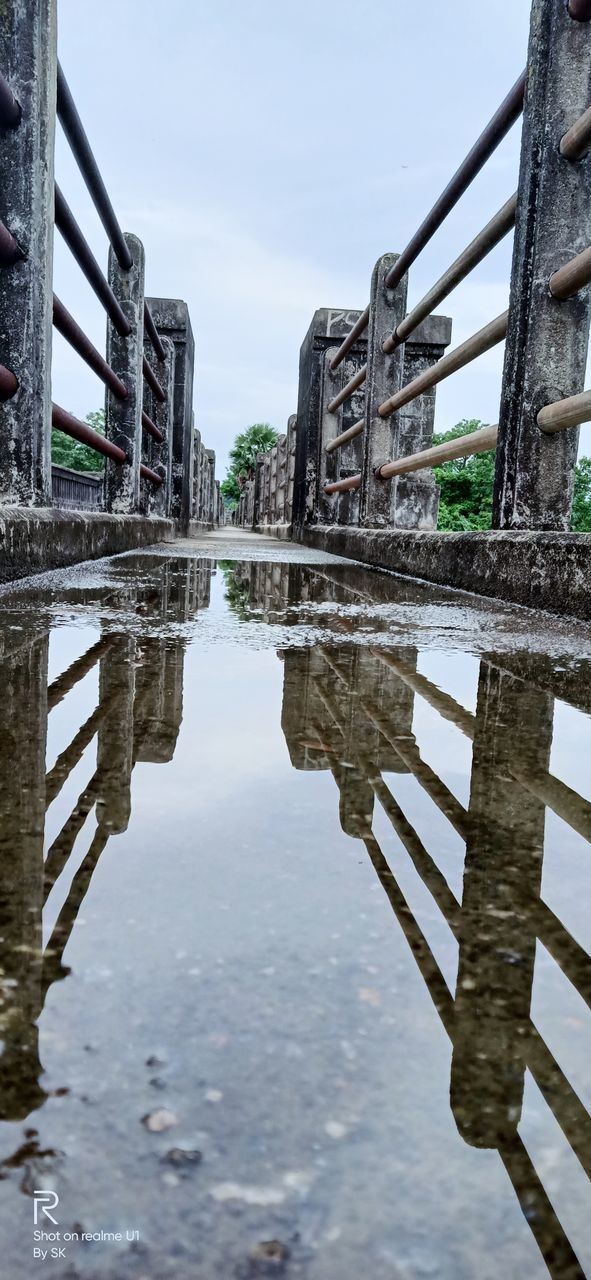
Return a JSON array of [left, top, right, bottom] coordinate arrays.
[[0, 548, 590, 1279]]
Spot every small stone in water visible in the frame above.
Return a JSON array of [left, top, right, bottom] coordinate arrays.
[[249, 1239, 290, 1271], [325, 1120, 347, 1140], [161, 1147, 202, 1169], [205, 1088, 223, 1103], [142, 1108, 178, 1132]]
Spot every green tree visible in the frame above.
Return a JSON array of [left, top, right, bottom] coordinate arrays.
[[433, 419, 495, 531], [222, 422, 278, 510], [432, 419, 591, 532], [51, 409, 105, 473], [571, 455, 591, 531]]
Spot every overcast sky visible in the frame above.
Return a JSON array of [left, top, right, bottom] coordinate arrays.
[[54, 0, 588, 475]]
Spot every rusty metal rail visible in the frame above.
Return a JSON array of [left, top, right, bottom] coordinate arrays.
[[0, 362, 18, 400], [54, 185, 131, 337], [139, 462, 162, 486], [47, 636, 111, 711], [52, 403, 127, 464], [143, 356, 166, 403], [329, 70, 525, 371], [379, 311, 508, 420], [560, 104, 591, 161], [56, 62, 133, 272], [143, 302, 166, 362], [549, 245, 591, 300], [0, 217, 23, 267], [325, 416, 364, 454], [0, 69, 21, 128], [384, 195, 517, 353], [53, 294, 127, 398], [142, 410, 164, 444], [56, 63, 165, 367], [327, 364, 367, 413]]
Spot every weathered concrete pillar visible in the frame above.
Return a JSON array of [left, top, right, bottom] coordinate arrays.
[[0, 0, 56, 506], [192, 427, 202, 521], [206, 449, 216, 526], [493, 0, 591, 530], [359, 253, 408, 527], [145, 298, 195, 532], [253, 454, 264, 526], [285, 415, 297, 526], [393, 315, 452, 528], [318, 350, 348, 525], [144, 335, 174, 518], [450, 662, 553, 1148], [105, 233, 144, 513], [293, 308, 366, 530], [96, 635, 136, 835]]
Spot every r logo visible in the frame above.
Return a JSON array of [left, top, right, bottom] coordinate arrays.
[[33, 1190, 59, 1225]]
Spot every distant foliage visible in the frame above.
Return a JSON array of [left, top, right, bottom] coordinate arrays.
[[433, 420, 496, 531], [571, 456, 591, 532], [222, 422, 279, 510], [434, 419, 591, 532], [51, 409, 105, 473]]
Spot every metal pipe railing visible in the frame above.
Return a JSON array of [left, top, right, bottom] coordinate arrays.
[[560, 104, 591, 161], [142, 410, 164, 444], [53, 294, 128, 398], [384, 194, 517, 353], [568, 0, 591, 19], [143, 302, 166, 363], [52, 403, 127, 464], [0, 217, 24, 267], [47, 637, 111, 711], [378, 311, 508, 420], [327, 363, 367, 413], [549, 245, 591, 300], [537, 388, 591, 434], [54, 185, 131, 337], [56, 62, 133, 272], [142, 356, 166, 403], [325, 416, 364, 454], [377, 424, 499, 481], [0, 69, 21, 128], [139, 462, 163, 485], [329, 70, 525, 371], [324, 472, 362, 495], [0, 362, 18, 400]]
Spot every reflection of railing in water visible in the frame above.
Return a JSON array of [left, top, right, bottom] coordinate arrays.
[[280, 644, 591, 1278], [0, 557, 213, 1130]]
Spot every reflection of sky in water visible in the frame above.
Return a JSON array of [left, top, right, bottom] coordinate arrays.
[[0, 550, 590, 1278]]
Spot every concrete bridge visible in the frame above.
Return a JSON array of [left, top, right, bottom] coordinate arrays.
[[2, 0, 591, 620]]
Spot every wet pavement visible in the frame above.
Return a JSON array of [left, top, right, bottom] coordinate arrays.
[[0, 529, 590, 1279]]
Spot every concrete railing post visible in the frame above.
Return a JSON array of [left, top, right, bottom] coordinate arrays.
[[285, 415, 297, 527], [145, 298, 195, 533], [144, 335, 174, 518], [450, 662, 553, 1147], [293, 308, 365, 531], [359, 253, 408, 527], [0, 0, 57, 506], [96, 636, 136, 835], [493, 0, 591, 530], [105, 233, 144, 513], [392, 316, 452, 528], [206, 449, 216, 527], [192, 427, 202, 522]]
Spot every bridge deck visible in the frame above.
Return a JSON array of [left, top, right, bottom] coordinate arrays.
[[0, 540, 589, 1279]]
